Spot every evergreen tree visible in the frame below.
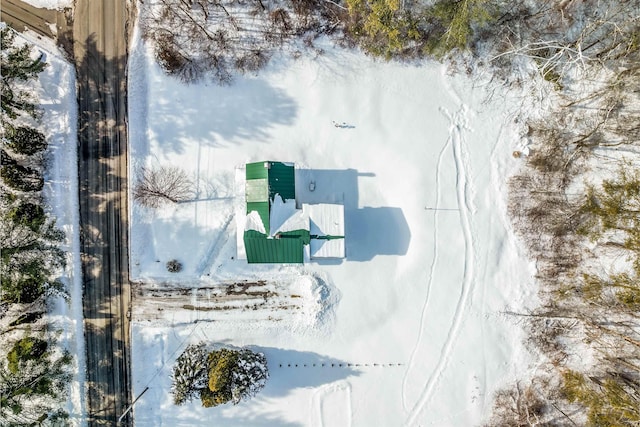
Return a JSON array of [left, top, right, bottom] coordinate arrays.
[[229, 349, 269, 404], [6, 337, 48, 374], [423, 0, 494, 57], [171, 343, 208, 405], [0, 337, 71, 425], [6, 201, 46, 232], [4, 125, 47, 155], [201, 348, 237, 407], [0, 205, 66, 303], [0, 160, 44, 192], [345, 0, 422, 58], [1, 27, 47, 119], [171, 344, 269, 408], [579, 167, 640, 243], [563, 370, 640, 426]]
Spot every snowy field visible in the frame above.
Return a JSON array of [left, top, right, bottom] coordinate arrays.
[[9, 30, 85, 423], [128, 24, 539, 427]]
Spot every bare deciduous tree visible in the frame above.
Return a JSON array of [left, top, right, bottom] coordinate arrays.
[[140, 0, 337, 84], [133, 166, 194, 208]]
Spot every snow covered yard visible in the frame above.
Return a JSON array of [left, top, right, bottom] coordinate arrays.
[[128, 24, 538, 426]]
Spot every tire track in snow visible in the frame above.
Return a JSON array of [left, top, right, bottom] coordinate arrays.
[[401, 127, 451, 411], [404, 106, 477, 426], [194, 212, 235, 276]]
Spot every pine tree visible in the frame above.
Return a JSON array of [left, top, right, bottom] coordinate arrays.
[[6, 337, 48, 374], [0, 203, 66, 303], [0, 160, 44, 192], [345, 0, 422, 58], [0, 337, 71, 425], [4, 125, 47, 155], [6, 201, 46, 232], [424, 0, 493, 57], [579, 167, 640, 240], [1, 27, 47, 119], [171, 343, 208, 405], [562, 370, 640, 426], [230, 349, 268, 404]]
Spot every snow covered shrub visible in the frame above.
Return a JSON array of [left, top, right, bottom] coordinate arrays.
[[202, 348, 269, 407], [171, 343, 209, 405], [166, 259, 182, 273], [171, 343, 269, 408], [228, 349, 269, 404]]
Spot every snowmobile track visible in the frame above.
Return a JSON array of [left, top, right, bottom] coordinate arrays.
[[404, 106, 477, 425]]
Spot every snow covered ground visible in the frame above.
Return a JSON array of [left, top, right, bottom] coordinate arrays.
[[10, 30, 86, 424], [128, 23, 539, 427]]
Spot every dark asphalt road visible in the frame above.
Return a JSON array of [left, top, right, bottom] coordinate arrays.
[[73, 0, 132, 425]]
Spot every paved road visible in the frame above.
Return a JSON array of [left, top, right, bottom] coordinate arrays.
[[73, 0, 132, 425]]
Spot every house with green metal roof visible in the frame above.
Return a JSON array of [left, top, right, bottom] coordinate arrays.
[[242, 161, 345, 264]]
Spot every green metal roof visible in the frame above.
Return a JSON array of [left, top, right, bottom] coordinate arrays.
[[268, 162, 295, 202], [246, 162, 269, 180], [243, 229, 310, 264], [245, 161, 304, 263]]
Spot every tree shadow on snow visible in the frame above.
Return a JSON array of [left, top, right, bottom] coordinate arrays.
[[148, 76, 298, 154], [256, 347, 360, 397]]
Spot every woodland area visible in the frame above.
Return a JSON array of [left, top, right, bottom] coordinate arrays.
[[484, 2, 640, 426], [141, 0, 640, 424], [0, 28, 71, 425]]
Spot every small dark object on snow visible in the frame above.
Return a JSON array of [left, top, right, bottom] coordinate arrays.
[[166, 259, 183, 273]]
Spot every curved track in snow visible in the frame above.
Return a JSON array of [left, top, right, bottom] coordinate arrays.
[[312, 381, 353, 427], [401, 123, 451, 411], [403, 106, 477, 426]]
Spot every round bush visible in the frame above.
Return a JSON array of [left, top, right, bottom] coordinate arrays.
[[166, 260, 183, 273]]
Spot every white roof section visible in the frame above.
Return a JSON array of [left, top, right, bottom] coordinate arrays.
[[305, 204, 345, 259], [310, 238, 345, 259], [306, 204, 345, 237], [270, 194, 309, 236], [246, 178, 268, 202]]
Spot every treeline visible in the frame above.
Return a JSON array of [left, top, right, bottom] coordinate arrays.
[[0, 27, 71, 426], [141, 0, 639, 86], [140, 0, 499, 83], [480, 1, 640, 426]]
